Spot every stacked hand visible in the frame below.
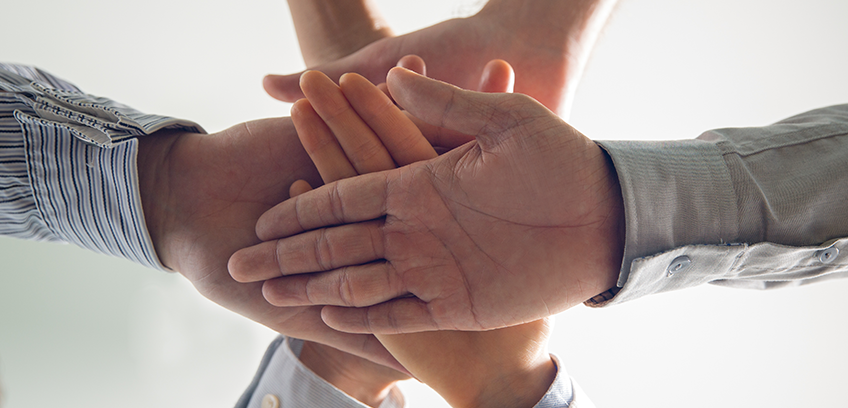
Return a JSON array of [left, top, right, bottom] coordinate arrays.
[[267, 0, 617, 116], [135, 122, 400, 370], [233, 60, 557, 407], [231, 66, 625, 335]]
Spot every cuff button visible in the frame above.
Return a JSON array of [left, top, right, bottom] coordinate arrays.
[[817, 247, 839, 264], [667, 256, 692, 277]]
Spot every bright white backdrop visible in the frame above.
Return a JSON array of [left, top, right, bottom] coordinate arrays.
[[1, 0, 847, 407]]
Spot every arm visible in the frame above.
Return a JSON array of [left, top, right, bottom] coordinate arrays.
[[233, 67, 848, 334], [588, 104, 848, 306], [286, 0, 393, 67], [266, 0, 618, 116], [0, 63, 400, 370]]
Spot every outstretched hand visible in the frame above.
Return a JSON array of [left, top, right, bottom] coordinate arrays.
[[233, 67, 625, 335], [265, 0, 616, 115], [135, 122, 401, 370]]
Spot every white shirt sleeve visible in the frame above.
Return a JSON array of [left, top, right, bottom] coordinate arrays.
[[589, 104, 848, 307], [0, 63, 203, 270], [237, 337, 590, 408]]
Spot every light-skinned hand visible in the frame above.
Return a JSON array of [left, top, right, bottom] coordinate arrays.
[[243, 65, 556, 408], [136, 121, 401, 371], [266, 0, 618, 116], [232, 67, 625, 335]]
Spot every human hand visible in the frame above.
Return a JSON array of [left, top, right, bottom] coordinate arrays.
[[266, 0, 618, 116], [232, 67, 626, 334], [237, 64, 556, 408], [135, 122, 401, 371]]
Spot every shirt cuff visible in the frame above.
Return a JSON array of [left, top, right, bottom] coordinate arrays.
[[243, 336, 404, 408], [534, 353, 580, 408], [587, 139, 737, 306], [0, 63, 202, 271]]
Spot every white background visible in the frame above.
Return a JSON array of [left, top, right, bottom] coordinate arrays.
[[2, 0, 848, 407]]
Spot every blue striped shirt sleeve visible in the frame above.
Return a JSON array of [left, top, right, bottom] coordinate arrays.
[[0, 63, 204, 271]]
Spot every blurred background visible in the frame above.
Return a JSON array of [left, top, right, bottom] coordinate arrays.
[[2, 0, 847, 407]]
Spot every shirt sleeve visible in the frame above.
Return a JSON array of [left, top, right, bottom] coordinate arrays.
[[533, 354, 595, 408], [587, 104, 848, 307], [237, 338, 587, 408], [235, 336, 405, 408], [0, 63, 203, 270]]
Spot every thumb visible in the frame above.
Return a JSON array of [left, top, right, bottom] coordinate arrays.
[[263, 72, 304, 102], [477, 59, 514, 93], [265, 45, 405, 102], [387, 67, 545, 149]]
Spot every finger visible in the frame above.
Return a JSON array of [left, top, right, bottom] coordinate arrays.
[[264, 48, 401, 103], [256, 171, 389, 240], [321, 298, 441, 334], [396, 54, 426, 76], [376, 82, 392, 100], [340, 73, 437, 166], [376, 55, 427, 103], [387, 67, 544, 145], [232, 220, 385, 282], [291, 98, 358, 183], [300, 70, 397, 174], [289, 179, 313, 197], [263, 73, 304, 102], [477, 59, 515, 93], [262, 262, 407, 308]]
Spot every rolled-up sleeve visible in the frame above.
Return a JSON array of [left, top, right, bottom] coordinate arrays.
[[0, 63, 203, 270], [590, 104, 848, 306]]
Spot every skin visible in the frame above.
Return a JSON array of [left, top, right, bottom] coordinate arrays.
[[282, 69, 558, 408], [266, 0, 619, 116], [134, 120, 403, 372], [286, 0, 394, 67], [230, 67, 625, 336]]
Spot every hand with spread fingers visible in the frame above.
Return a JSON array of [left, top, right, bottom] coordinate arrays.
[[230, 65, 626, 336], [233, 63, 558, 408]]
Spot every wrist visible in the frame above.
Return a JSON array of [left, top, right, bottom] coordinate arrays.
[[461, 354, 557, 408], [475, 0, 617, 114], [298, 341, 406, 408], [287, 0, 393, 66], [136, 129, 191, 271]]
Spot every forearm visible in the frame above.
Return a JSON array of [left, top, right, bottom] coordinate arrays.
[[0, 63, 201, 270], [591, 104, 848, 306], [287, 0, 393, 66], [376, 326, 557, 408], [476, 0, 618, 114]]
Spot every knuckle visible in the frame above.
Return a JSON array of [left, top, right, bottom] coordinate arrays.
[[338, 267, 358, 307], [314, 229, 335, 271], [328, 183, 347, 223]]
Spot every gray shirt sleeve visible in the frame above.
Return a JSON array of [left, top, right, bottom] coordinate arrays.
[[590, 104, 848, 306]]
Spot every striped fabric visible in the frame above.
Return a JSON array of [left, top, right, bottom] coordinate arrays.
[[0, 63, 203, 270]]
